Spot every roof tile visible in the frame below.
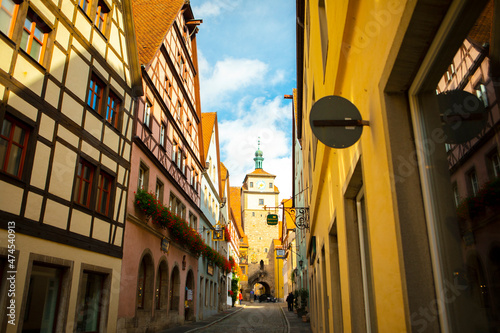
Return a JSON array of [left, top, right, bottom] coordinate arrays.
[[131, 0, 186, 65]]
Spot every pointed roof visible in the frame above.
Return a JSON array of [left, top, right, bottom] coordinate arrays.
[[131, 0, 186, 65], [201, 112, 217, 157], [468, 0, 493, 48], [230, 187, 242, 228], [248, 169, 275, 176], [220, 162, 229, 199], [229, 186, 249, 247]]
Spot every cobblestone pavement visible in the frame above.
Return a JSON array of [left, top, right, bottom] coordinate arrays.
[[195, 302, 287, 333]]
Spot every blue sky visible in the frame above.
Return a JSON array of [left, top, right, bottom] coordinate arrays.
[[191, 0, 296, 201]]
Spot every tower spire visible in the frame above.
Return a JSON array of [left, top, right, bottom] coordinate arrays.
[[254, 137, 264, 169]]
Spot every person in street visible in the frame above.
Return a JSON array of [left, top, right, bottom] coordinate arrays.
[[238, 292, 243, 305], [286, 292, 294, 311]]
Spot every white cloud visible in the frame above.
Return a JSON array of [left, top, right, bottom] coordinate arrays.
[[192, 0, 241, 18], [200, 57, 268, 109], [219, 96, 292, 201], [270, 69, 286, 85]]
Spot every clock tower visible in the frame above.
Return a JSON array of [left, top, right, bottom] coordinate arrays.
[[240, 140, 280, 300]]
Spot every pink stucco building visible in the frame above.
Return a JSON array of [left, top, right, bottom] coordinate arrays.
[[117, 1, 205, 331]]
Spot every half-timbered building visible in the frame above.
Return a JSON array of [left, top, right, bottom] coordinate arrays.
[[0, 0, 142, 331], [118, 0, 204, 331]]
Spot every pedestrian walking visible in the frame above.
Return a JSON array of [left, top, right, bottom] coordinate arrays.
[[286, 292, 294, 311], [238, 292, 243, 305]]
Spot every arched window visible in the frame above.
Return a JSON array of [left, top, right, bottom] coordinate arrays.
[[185, 270, 195, 320], [155, 261, 168, 310], [169, 266, 180, 311], [137, 255, 154, 309]]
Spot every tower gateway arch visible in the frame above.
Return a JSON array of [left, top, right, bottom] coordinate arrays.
[[239, 141, 280, 300]]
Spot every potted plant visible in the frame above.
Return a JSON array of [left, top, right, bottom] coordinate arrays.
[[297, 288, 309, 318]]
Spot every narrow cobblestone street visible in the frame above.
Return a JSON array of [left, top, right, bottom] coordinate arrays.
[[195, 303, 286, 333], [159, 302, 312, 333]]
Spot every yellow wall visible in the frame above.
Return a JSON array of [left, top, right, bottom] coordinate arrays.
[[0, 232, 122, 333], [300, 0, 412, 332], [272, 239, 284, 300]]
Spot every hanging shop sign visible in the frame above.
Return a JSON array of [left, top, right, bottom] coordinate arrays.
[[207, 263, 214, 276], [161, 238, 170, 253], [309, 95, 369, 148], [276, 249, 286, 259], [267, 214, 279, 225], [437, 90, 487, 144], [212, 222, 224, 241]]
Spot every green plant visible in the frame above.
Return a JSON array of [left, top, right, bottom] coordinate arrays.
[[231, 277, 239, 306], [298, 288, 309, 309], [135, 190, 233, 273]]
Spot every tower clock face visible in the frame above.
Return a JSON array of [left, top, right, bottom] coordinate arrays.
[[256, 180, 265, 190]]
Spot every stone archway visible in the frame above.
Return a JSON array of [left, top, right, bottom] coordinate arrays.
[[252, 281, 270, 296], [185, 270, 195, 321]]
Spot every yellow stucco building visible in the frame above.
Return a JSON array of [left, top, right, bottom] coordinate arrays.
[[296, 0, 500, 332]]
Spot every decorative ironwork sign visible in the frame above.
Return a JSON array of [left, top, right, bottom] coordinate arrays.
[[285, 207, 310, 230], [267, 214, 278, 225], [212, 222, 224, 241]]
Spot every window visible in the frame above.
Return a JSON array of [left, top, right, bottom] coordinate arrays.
[[258, 199, 264, 205], [74, 159, 94, 208], [468, 169, 479, 196], [160, 123, 166, 147], [177, 101, 183, 122], [172, 141, 178, 164], [165, 76, 172, 98], [189, 212, 197, 230], [155, 179, 164, 203], [96, 171, 112, 216], [21, 8, 51, 64], [169, 193, 186, 219], [190, 167, 195, 186], [76, 271, 106, 332], [269, 182, 273, 188], [87, 74, 104, 113], [476, 83, 489, 108], [204, 186, 208, 206], [105, 91, 120, 128], [177, 149, 182, 169], [250, 182, 253, 188], [78, 0, 91, 15], [252, 212, 255, 216], [94, 0, 109, 34], [138, 164, 148, 190], [23, 264, 64, 332], [179, 55, 186, 81], [0, 0, 19, 37], [452, 183, 460, 207], [144, 101, 151, 128], [264, 248, 268, 253], [491, 153, 500, 178], [0, 116, 29, 178]]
